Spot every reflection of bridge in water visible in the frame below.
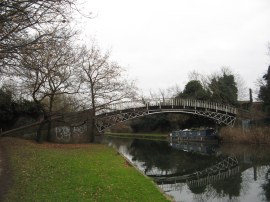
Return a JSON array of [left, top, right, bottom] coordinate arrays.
[[147, 156, 239, 192], [159, 166, 240, 192], [95, 98, 237, 132]]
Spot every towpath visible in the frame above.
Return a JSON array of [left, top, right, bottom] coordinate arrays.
[[0, 139, 12, 201]]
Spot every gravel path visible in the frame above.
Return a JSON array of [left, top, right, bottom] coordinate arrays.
[[0, 139, 13, 201]]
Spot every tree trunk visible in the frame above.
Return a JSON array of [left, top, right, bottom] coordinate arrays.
[[89, 109, 96, 143], [35, 100, 48, 143], [46, 95, 54, 142], [46, 116, 52, 141], [90, 117, 95, 143], [36, 118, 48, 143]]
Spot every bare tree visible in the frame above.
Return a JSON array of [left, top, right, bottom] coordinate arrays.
[[159, 85, 182, 100], [208, 67, 248, 101], [77, 44, 137, 142], [146, 84, 181, 100], [236, 74, 248, 101], [166, 84, 182, 98], [0, 0, 89, 72], [188, 70, 209, 90], [6, 28, 79, 141]]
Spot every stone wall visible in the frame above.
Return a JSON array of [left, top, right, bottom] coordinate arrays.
[[49, 109, 93, 143], [1, 109, 100, 143]]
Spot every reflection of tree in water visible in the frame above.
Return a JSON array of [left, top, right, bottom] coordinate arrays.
[[220, 144, 270, 201], [188, 185, 207, 194], [211, 173, 242, 199], [129, 139, 173, 172], [262, 168, 270, 201], [128, 139, 223, 175]]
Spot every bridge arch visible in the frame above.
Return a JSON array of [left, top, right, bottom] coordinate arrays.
[[95, 98, 237, 132]]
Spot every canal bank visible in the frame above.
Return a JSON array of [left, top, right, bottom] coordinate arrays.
[[0, 137, 169, 201], [116, 149, 173, 202], [0, 142, 13, 202]]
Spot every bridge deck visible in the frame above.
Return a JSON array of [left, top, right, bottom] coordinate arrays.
[[95, 98, 237, 132], [97, 98, 237, 115]]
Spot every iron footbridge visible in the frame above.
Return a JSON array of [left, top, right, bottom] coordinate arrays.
[[95, 98, 237, 132]]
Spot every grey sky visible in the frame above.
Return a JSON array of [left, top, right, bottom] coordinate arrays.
[[79, 0, 270, 98]]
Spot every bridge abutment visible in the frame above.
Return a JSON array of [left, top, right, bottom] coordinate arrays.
[[49, 109, 98, 144]]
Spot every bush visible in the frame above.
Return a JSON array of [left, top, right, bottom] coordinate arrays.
[[220, 126, 270, 144]]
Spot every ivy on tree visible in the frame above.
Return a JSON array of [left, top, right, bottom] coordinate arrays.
[[258, 66, 270, 114]]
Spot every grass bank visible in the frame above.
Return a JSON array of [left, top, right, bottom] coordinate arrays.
[[0, 138, 169, 202], [220, 126, 270, 144], [105, 133, 168, 141]]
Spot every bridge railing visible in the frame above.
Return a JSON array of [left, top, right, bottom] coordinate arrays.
[[96, 98, 237, 115], [96, 101, 146, 115], [146, 98, 237, 114]]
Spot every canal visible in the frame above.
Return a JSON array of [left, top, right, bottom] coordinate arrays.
[[102, 136, 270, 202]]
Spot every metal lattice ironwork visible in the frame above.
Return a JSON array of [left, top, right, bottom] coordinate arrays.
[[152, 156, 239, 185], [157, 162, 240, 191], [95, 98, 237, 132]]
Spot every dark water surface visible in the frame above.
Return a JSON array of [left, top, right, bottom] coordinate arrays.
[[102, 136, 270, 202]]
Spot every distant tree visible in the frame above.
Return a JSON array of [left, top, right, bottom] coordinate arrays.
[[0, 86, 15, 130], [177, 80, 211, 100], [157, 84, 182, 100], [0, 84, 41, 131], [77, 44, 137, 142], [46, 94, 82, 113], [208, 68, 238, 106], [258, 66, 270, 113], [130, 114, 171, 133], [188, 70, 209, 91]]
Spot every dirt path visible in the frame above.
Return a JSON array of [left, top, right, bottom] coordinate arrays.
[[0, 139, 13, 202]]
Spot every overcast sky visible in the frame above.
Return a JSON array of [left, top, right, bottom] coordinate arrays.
[[78, 0, 270, 98]]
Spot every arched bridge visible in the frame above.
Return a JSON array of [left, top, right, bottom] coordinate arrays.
[[95, 98, 237, 132]]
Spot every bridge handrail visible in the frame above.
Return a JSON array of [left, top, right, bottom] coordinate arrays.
[[96, 98, 237, 115]]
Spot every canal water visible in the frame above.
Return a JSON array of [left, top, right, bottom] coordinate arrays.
[[102, 136, 270, 202]]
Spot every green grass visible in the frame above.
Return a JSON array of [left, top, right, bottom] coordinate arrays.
[[1, 138, 169, 202], [105, 132, 168, 137], [105, 132, 167, 136], [105, 133, 168, 142]]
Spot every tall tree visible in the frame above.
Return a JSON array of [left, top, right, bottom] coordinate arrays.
[[208, 68, 238, 106], [177, 80, 211, 100], [258, 66, 270, 114], [0, 0, 79, 70], [77, 44, 137, 142], [5, 29, 78, 141]]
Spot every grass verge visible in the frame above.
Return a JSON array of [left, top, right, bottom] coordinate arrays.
[[105, 132, 168, 139], [1, 137, 169, 202]]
